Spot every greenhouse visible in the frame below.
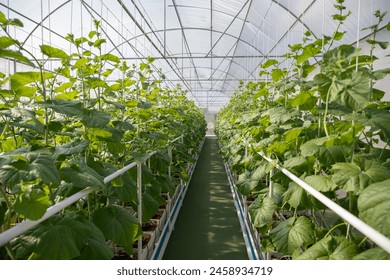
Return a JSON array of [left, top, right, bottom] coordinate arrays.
[[0, 0, 389, 261]]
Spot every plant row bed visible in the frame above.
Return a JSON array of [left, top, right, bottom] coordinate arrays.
[[0, 13, 207, 259], [216, 2, 390, 260]]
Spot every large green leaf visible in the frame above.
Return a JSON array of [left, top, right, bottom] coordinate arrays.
[[236, 170, 259, 195], [328, 71, 370, 111], [141, 191, 163, 224], [44, 99, 83, 116], [270, 216, 315, 255], [0, 151, 60, 186], [353, 247, 390, 260], [0, 49, 34, 67], [332, 161, 390, 194], [14, 189, 50, 220], [74, 220, 114, 260], [295, 236, 358, 260], [13, 217, 82, 259], [362, 108, 390, 140], [40, 45, 70, 60], [248, 196, 277, 228], [60, 162, 104, 189], [93, 205, 141, 252], [81, 109, 111, 128], [358, 179, 390, 237], [10, 71, 53, 90], [283, 182, 311, 209], [304, 175, 337, 192], [0, 36, 17, 48], [53, 140, 89, 158]]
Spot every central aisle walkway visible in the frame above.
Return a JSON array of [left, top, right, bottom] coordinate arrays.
[[163, 136, 247, 260]]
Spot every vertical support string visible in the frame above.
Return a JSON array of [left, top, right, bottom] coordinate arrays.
[[137, 162, 143, 259]]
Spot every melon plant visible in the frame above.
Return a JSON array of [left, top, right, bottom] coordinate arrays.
[[216, 1, 390, 260], [0, 13, 206, 259]]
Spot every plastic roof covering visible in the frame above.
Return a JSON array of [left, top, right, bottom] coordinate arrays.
[[1, 0, 390, 112]]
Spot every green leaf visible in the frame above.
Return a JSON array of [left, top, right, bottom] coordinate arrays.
[[334, 31, 346, 41], [295, 235, 358, 260], [93, 38, 106, 48], [100, 53, 120, 63], [358, 179, 390, 237], [141, 191, 163, 223], [8, 18, 24, 27], [236, 171, 258, 195], [367, 39, 389, 50], [75, 220, 114, 260], [270, 216, 315, 255], [261, 59, 278, 68], [85, 77, 108, 89], [0, 11, 7, 24], [305, 175, 336, 192], [249, 196, 277, 228], [0, 151, 60, 186], [137, 101, 153, 109], [353, 247, 390, 260], [10, 71, 53, 90], [44, 99, 83, 116], [40, 45, 70, 59], [332, 161, 390, 194], [60, 162, 104, 189], [0, 49, 34, 67], [283, 181, 311, 209], [329, 71, 370, 111], [296, 39, 323, 64], [0, 36, 17, 48], [362, 108, 390, 139], [271, 68, 286, 82], [93, 205, 141, 251], [88, 31, 97, 39], [53, 140, 89, 158], [291, 92, 317, 110], [31, 223, 80, 259], [14, 189, 50, 220], [81, 109, 111, 128]]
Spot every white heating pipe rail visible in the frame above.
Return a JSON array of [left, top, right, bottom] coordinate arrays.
[[257, 150, 390, 254], [0, 135, 184, 250]]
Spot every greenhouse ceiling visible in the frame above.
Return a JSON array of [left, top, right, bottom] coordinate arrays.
[[1, 0, 389, 111]]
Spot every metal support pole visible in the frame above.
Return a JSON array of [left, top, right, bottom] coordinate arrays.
[[137, 162, 143, 260]]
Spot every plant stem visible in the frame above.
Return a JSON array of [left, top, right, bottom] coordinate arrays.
[[323, 76, 336, 138], [325, 221, 347, 238]]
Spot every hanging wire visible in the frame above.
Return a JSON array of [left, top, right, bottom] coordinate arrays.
[[70, 0, 74, 54], [356, 0, 361, 72]]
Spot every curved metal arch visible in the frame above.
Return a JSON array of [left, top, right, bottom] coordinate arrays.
[[167, 3, 248, 24], [249, 0, 319, 77], [108, 27, 266, 57], [163, 66, 241, 92], [160, 51, 257, 80], [270, 0, 318, 40], [21, 0, 72, 47], [163, 62, 253, 82]]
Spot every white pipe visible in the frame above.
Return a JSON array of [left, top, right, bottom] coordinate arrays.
[[103, 161, 137, 184], [258, 151, 390, 254], [0, 135, 182, 248], [0, 186, 96, 247]]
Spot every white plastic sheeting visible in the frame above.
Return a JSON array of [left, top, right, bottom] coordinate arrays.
[[0, 0, 389, 111]]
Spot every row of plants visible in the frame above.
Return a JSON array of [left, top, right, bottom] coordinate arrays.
[[0, 13, 206, 259], [216, 1, 390, 260]]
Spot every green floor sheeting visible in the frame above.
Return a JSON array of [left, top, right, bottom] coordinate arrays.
[[163, 136, 248, 260]]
